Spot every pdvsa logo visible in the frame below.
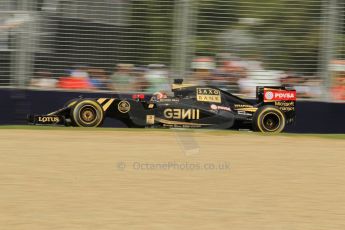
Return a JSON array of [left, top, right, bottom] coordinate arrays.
[[264, 89, 296, 101], [210, 104, 231, 111], [274, 92, 296, 100]]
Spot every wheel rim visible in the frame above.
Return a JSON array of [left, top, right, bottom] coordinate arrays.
[[80, 106, 97, 124], [262, 112, 281, 132]]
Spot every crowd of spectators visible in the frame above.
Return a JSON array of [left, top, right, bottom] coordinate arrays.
[[30, 63, 170, 94], [29, 55, 345, 101]]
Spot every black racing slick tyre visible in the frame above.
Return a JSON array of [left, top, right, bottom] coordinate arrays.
[[70, 100, 104, 127], [253, 106, 286, 133], [64, 98, 79, 108]]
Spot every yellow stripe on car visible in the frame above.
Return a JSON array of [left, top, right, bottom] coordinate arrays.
[[97, 98, 107, 104], [102, 99, 115, 111], [236, 108, 258, 112]]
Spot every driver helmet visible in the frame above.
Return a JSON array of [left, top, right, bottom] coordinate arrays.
[[152, 91, 168, 101]]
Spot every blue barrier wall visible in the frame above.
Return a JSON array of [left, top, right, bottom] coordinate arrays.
[[0, 89, 344, 133]]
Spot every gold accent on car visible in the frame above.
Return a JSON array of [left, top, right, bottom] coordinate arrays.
[[118, 100, 130, 113], [155, 118, 210, 126], [102, 99, 115, 111], [171, 83, 195, 90], [146, 115, 155, 125], [97, 98, 107, 104], [163, 108, 200, 120], [235, 108, 258, 112], [196, 88, 221, 103]]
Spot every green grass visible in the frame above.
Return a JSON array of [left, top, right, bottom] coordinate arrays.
[[0, 125, 344, 139], [0, 125, 139, 132], [281, 133, 345, 140]]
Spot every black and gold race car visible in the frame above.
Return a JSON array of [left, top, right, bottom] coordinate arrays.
[[28, 80, 296, 133]]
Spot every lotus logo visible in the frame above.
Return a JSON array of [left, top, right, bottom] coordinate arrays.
[[118, 101, 131, 113], [38, 116, 60, 123]]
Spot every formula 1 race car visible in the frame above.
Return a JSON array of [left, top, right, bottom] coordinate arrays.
[[28, 80, 296, 133]]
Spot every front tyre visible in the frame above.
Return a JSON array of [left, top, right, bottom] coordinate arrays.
[[70, 100, 104, 127], [253, 106, 285, 133]]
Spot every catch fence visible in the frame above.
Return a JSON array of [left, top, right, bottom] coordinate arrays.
[[0, 0, 344, 101]]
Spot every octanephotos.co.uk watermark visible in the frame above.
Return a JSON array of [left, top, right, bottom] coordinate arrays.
[[116, 161, 230, 171]]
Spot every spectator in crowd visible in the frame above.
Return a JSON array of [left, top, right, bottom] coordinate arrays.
[[303, 76, 323, 99], [30, 70, 57, 89], [110, 64, 134, 93], [281, 74, 323, 99], [132, 67, 150, 92], [144, 64, 170, 93], [281, 74, 298, 88], [26, 55, 338, 101], [237, 75, 254, 96], [331, 73, 345, 101], [88, 68, 111, 90], [188, 57, 216, 86], [294, 77, 311, 98], [215, 60, 245, 93], [238, 59, 283, 97], [70, 65, 90, 79], [57, 65, 91, 90], [281, 74, 309, 98]]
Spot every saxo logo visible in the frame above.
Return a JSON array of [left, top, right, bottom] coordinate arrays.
[[196, 88, 221, 103]]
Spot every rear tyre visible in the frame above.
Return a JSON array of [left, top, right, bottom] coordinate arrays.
[[253, 106, 285, 133], [70, 100, 104, 127]]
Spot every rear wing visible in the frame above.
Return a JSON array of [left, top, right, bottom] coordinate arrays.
[[256, 86, 296, 103], [256, 86, 296, 123]]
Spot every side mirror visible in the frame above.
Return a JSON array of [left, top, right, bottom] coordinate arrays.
[[132, 94, 145, 101]]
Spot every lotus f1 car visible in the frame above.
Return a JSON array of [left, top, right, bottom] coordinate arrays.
[[28, 80, 296, 133]]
